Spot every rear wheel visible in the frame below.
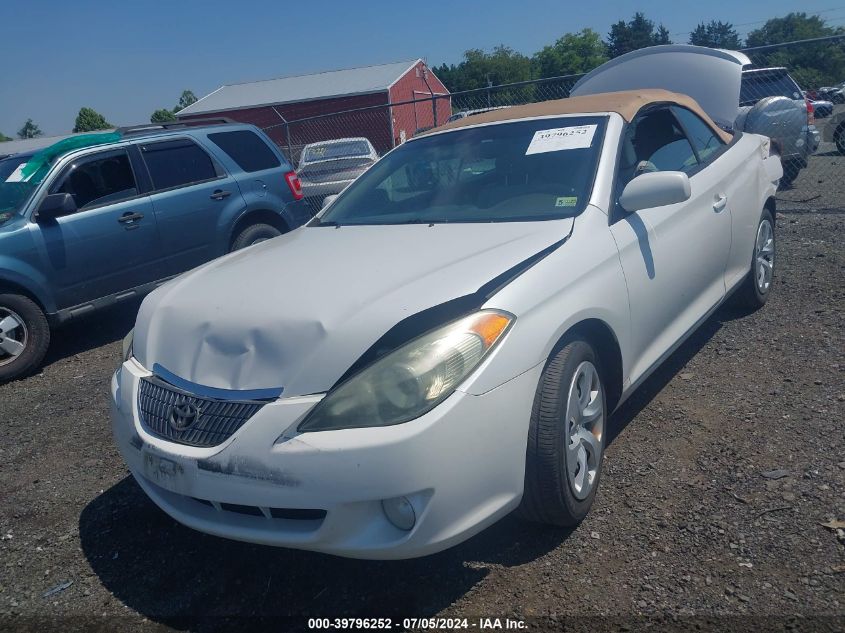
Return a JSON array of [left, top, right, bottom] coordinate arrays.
[[779, 159, 800, 187], [834, 123, 845, 155], [0, 293, 50, 382], [518, 339, 607, 527], [733, 208, 776, 310], [230, 223, 282, 251]]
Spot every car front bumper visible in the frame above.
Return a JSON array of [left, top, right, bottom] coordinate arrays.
[[110, 359, 540, 559]]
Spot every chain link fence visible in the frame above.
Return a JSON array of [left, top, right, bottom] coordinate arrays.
[[266, 37, 845, 214]]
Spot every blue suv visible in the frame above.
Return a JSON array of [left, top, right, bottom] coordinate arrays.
[[0, 120, 311, 381]]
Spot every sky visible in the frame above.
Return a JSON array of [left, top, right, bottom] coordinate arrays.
[[2, 0, 844, 136]]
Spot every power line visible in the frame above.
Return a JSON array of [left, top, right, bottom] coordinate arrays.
[[669, 5, 845, 37]]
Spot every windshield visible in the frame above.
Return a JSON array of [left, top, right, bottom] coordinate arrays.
[[740, 71, 802, 105], [316, 116, 606, 226], [0, 154, 40, 216], [302, 140, 372, 164]]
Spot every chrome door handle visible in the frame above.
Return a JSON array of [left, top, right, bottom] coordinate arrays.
[[713, 194, 727, 213]]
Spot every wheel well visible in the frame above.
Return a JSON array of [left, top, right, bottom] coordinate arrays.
[[230, 210, 289, 249], [0, 280, 48, 314], [552, 318, 623, 412], [764, 196, 776, 221]]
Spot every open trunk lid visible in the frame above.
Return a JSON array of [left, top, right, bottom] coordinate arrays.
[[571, 45, 751, 130]]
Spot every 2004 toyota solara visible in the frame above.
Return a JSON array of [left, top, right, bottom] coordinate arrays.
[[111, 47, 782, 559]]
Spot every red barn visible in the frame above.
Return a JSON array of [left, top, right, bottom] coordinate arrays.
[[177, 59, 450, 160]]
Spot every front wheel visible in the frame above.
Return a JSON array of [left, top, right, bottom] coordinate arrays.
[[230, 223, 282, 252], [0, 293, 50, 383], [518, 339, 607, 527], [732, 208, 776, 310]]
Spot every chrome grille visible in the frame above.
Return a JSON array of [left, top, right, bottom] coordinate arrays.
[[138, 376, 265, 447]]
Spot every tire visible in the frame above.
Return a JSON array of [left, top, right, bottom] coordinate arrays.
[[732, 208, 776, 310], [779, 159, 800, 187], [0, 293, 50, 383], [518, 338, 607, 527], [230, 223, 282, 252], [834, 124, 845, 156]]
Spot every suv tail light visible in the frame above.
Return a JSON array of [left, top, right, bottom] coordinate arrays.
[[805, 98, 815, 125], [284, 171, 303, 200]]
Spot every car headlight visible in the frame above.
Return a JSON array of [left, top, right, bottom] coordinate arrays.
[[122, 329, 134, 362], [298, 310, 513, 432]]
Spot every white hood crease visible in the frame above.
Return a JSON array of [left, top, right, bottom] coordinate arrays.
[[133, 221, 573, 397]]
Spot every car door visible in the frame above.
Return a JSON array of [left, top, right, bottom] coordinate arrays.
[[609, 106, 732, 385], [30, 147, 163, 309], [139, 137, 245, 275]]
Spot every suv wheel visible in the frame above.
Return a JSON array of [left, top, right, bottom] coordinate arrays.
[[518, 338, 607, 527], [834, 123, 845, 155], [231, 223, 283, 252], [780, 159, 800, 187], [0, 293, 50, 382]]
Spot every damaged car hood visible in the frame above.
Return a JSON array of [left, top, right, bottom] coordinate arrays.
[[133, 220, 572, 397]]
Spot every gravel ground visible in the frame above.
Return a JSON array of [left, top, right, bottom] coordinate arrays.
[[0, 206, 843, 633]]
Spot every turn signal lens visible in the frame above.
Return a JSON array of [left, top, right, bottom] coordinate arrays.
[[122, 329, 134, 362]]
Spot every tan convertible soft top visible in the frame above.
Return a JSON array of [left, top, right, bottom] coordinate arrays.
[[425, 89, 733, 143]]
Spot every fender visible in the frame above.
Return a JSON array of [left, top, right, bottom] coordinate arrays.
[[0, 261, 56, 314]]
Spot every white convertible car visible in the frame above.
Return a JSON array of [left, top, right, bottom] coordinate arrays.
[[111, 47, 781, 559]]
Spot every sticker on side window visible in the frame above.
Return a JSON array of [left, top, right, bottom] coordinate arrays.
[[525, 125, 597, 155], [4, 164, 27, 183]]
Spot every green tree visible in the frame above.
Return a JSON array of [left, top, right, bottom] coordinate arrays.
[[17, 119, 42, 139], [73, 107, 112, 133], [532, 28, 608, 79], [150, 108, 178, 123], [607, 12, 673, 58], [689, 20, 742, 49], [745, 13, 845, 88], [433, 46, 534, 109], [175, 90, 198, 112], [0, 132, 11, 142]]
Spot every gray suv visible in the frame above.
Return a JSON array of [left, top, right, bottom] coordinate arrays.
[[738, 67, 820, 185], [0, 120, 311, 381]]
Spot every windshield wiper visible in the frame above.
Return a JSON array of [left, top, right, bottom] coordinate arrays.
[[311, 218, 340, 227]]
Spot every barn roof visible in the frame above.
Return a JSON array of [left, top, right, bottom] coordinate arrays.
[[178, 60, 423, 116]]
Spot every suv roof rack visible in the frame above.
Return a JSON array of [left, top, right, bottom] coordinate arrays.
[[117, 117, 237, 136]]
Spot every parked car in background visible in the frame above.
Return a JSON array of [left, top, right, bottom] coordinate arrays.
[[112, 55, 781, 558], [810, 98, 834, 119], [297, 138, 378, 212], [817, 86, 845, 104], [819, 109, 845, 154], [737, 67, 819, 185], [0, 120, 310, 381], [445, 106, 513, 123]]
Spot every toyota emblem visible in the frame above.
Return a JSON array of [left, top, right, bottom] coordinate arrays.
[[169, 398, 201, 431]]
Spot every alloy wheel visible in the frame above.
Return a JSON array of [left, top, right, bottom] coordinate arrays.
[[0, 308, 28, 367], [564, 361, 605, 500], [755, 219, 775, 294]]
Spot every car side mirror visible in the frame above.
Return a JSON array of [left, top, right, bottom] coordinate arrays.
[[322, 194, 338, 210], [619, 171, 691, 213], [36, 193, 77, 220]]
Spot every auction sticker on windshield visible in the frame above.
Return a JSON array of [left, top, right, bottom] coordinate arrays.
[[525, 124, 597, 155]]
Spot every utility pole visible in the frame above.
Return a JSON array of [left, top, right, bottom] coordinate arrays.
[[421, 65, 437, 128]]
